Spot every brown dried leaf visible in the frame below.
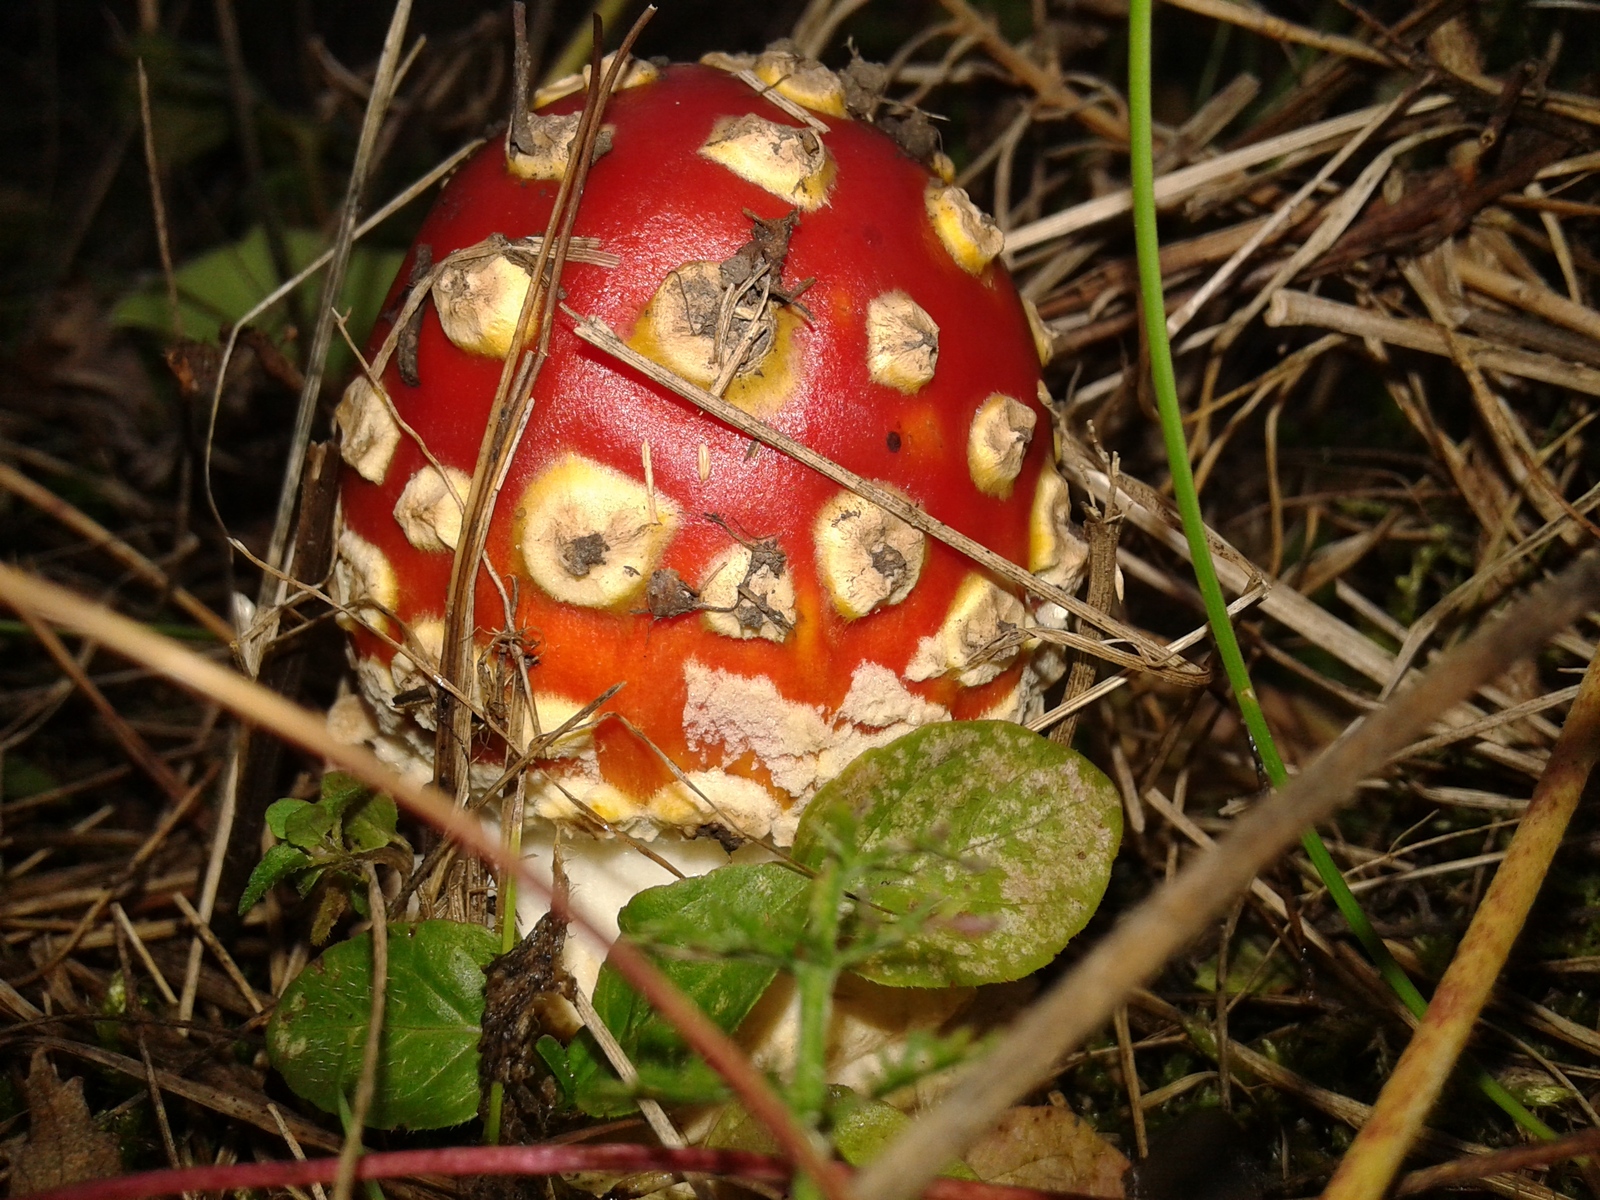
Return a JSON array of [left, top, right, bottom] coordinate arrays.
[[8, 1051, 121, 1197], [964, 1104, 1127, 1199]]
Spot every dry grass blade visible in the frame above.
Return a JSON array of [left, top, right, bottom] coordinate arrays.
[[851, 550, 1600, 1200], [1324, 652, 1600, 1199], [0, 562, 846, 1200]]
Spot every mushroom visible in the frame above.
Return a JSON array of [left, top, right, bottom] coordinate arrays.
[[329, 53, 1077, 994]]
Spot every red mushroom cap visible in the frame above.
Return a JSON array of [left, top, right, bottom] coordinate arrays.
[[330, 56, 1080, 845]]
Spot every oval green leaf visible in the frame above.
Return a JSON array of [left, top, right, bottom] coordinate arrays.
[[267, 920, 499, 1130], [793, 721, 1121, 987]]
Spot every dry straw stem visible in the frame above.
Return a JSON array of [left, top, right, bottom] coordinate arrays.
[[1324, 651, 1600, 1200], [567, 310, 1200, 683], [1004, 95, 1453, 252], [0, 462, 232, 641], [851, 550, 1600, 1200], [0, 563, 845, 1200], [1158, 0, 1392, 67], [1266, 290, 1600, 397], [1397, 1124, 1600, 1196], [936, 0, 1128, 142]]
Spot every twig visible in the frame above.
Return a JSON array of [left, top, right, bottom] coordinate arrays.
[[1324, 651, 1600, 1199], [850, 550, 1600, 1200], [173, 892, 265, 1014], [256, 0, 414, 620], [1265, 289, 1600, 397], [937, 0, 1128, 141], [135, 60, 181, 338], [0, 462, 231, 641], [6, 1144, 1080, 1200], [1160, 0, 1392, 66], [1005, 95, 1453, 251]]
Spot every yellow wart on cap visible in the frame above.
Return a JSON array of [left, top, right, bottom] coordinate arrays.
[[866, 291, 939, 394], [926, 182, 1004, 275], [393, 465, 472, 553], [507, 112, 615, 181], [518, 454, 680, 609], [533, 52, 660, 106], [905, 573, 1026, 687], [753, 47, 847, 117], [700, 543, 796, 642], [967, 394, 1037, 499], [813, 488, 926, 619], [334, 376, 401, 484], [432, 252, 531, 359], [1029, 467, 1089, 595], [630, 260, 799, 416], [331, 527, 399, 633], [1022, 297, 1053, 365], [699, 114, 836, 210]]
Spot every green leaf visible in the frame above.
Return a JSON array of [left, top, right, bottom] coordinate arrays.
[[283, 801, 335, 850], [267, 921, 499, 1130], [566, 863, 809, 1117], [344, 793, 399, 854], [111, 227, 404, 375], [319, 772, 375, 817], [793, 721, 1121, 988], [239, 844, 313, 914], [266, 798, 311, 840]]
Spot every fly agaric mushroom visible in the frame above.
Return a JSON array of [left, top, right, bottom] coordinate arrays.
[[328, 51, 1082, 985]]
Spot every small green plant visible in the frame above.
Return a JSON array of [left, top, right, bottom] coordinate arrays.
[[261, 722, 1122, 1159], [240, 771, 412, 943]]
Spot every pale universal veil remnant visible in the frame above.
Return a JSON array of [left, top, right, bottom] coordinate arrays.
[[325, 47, 1089, 994]]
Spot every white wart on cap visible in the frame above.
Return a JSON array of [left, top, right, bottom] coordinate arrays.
[[700, 114, 836, 210], [335, 376, 401, 484], [518, 454, 680, 609], [814, 489, 926, 619], [866, 291, 939, 393]]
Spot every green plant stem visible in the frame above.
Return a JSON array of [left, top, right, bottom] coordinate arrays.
[[793, 859, 846, 1127], [1125, 0, 1550, 1141], [485, 776, 529, 1145]]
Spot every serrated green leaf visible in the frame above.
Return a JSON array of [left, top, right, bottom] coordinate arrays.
[[284, 801, 335, 850], [239, 844, 313, 914], [344, 793, 398, 854], [566, 863, 808, 1117], [793, 721, 1121, 988], [266, 798, 311, 840], [267, 921, 499, 1130]]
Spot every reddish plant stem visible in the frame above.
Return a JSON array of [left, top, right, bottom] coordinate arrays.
[[16, 1145, 1090, 1200]]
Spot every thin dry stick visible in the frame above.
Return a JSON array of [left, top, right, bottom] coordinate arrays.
[[1005, 94, 1452, 252], [851, 550, 1600, 1200], [1324, 652, 1600, 1200], [14, 608, 189, 804], [1267, 290, 1600, 397], [1397, 1125, 1600, 1195], [936, 0, 1128, 141], [0, 563, 845, 1200], [567, 310, 1198, 682], [111, 902, 179, 1006], [259, 0, 413, 589], [1456, 255, 1600, 344], [135, 60, 181, 337], [1160, 0, 1391, 65], [172, 892, 265, 1014], [333, 866, 388, 1200], [0, 462, 232, 640], [1165, 83, 1418, 338]]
